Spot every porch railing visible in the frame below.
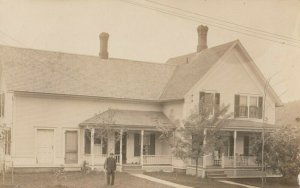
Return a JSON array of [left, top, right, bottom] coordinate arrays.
[[222, 155, 259, 168], [222, 156, 234, 167], [189, 156, 204, 167], [236, 156, 258, 167], [143, 155, 172, 165]]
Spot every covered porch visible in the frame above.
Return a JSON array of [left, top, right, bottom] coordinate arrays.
[[187, 120, 277, 177], [79, 109, 175, 170]]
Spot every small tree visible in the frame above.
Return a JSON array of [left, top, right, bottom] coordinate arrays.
[[252, 124, 300, 182], [172, 103, 231, 177]]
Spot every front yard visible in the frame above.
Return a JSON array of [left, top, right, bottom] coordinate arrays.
[[145, 172, 299, 188], [0, 171, 172, 188]]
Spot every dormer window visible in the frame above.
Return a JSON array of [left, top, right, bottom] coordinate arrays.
[[199, 91, 220, 115], [234, 95, 263, 119]]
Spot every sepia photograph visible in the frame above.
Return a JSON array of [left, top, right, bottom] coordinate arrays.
[[0, 0, 300, 187]]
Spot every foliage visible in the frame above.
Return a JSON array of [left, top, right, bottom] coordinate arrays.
[[252, 124, 300, 180], [171, 103, 231, 176], [85, 109, 126, 154], [81, 160, 91, 175]]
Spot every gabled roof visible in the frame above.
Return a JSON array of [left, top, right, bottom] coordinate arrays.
[[79, 109, 175, 129], [0, 40, 282, 106], [160, 41, 236, 100], [0, 45, 176, 101]]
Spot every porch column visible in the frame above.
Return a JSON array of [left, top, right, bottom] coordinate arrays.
[[119, 129, 123, 171], [140, 130, 144, 166], [233, 130, 237, 169], [91, 128, 95, 169], [203, 128, 207, 145]]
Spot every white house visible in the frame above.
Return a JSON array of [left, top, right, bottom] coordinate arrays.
[[0, 25, 282, 177]]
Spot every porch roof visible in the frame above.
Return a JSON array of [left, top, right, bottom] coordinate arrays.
[[222, 119, 279, 130], [79, 109, 175, 129]]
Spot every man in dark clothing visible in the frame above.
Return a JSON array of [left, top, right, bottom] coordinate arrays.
[[104, 153, 117, 186]]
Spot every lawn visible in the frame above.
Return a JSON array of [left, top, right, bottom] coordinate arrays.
[[231, 177, 298, 188], [145, 172, 299, 188], [145, 172, 242, 188], [0, 171, 172, 188]]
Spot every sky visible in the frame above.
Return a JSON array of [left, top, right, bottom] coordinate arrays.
[[0, 0, 300, 102]]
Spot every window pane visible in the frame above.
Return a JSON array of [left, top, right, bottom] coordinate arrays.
[[240, 96, 247, 106], [250, 97, 258, 106]]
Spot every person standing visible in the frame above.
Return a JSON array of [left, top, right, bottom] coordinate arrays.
[[104, 153, 117, 186]]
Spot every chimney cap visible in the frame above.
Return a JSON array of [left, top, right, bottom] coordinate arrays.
[[197, 25, 208, 33], [99, 32, 109, 38]]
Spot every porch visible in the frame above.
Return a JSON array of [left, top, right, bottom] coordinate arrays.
[[79, 109, 175, 170]]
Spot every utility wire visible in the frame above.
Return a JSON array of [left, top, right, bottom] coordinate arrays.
[[145, 0, 300, 44], [119, 0, 300, 49]]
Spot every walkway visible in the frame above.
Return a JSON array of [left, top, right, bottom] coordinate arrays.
[[218, 180, 260, 188], [131, 174, 193, 188]]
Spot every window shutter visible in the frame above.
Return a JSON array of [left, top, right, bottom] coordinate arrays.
[[234, 95, 240, 118], [199, 92, 205, 114], [258, 97, 263, 119], [134, 134, 141, 156], [214, 93, 220, 112], [243, 136, 249, 156], [150, 134, 155, 155]]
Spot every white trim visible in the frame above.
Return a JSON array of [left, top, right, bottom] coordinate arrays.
[[35, 128, 56, 165], [63, 128, 80, 166]]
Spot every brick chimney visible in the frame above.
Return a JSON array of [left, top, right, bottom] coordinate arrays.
[[197, 25, 208, 52], [99, 32, 109, 59]]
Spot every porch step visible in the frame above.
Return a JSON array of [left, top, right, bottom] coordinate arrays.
[[206, 170, 227, 179]]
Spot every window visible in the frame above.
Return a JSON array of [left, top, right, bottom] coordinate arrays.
[[223, 136, 234, 156], [4, 129, 11, 155], [84, 129, 107, 155], [243, 136, 249, 156], [134, 133, 140, 156], [199, 92, 220, 114], [134, 133, 155, 156], [239, 96, 248, 118], [234, 95, 263, 119], [0, 93, 5, 117]]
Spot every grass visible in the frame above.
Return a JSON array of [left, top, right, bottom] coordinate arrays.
[[145, 172, 299, 188], [0, 171, 172, 188], [145, 171, 241, 188], [231, 177, 298, 188]]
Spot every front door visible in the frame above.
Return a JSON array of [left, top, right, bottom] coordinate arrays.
[[36, 129, 54, 164], [65, 130, 78, 164]]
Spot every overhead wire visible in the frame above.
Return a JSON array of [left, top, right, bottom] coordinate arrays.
[[145, 0, 300, 44], [118, 0, 300, 49]]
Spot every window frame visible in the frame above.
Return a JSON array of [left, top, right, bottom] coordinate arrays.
[[235, 94, 263, 119], [199, 91, 220, 116]]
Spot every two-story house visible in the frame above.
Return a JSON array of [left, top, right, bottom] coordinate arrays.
[[0, 25, 282, 177]]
